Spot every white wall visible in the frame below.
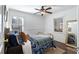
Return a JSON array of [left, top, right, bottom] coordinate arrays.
[[7, 6, 78, 44], [0, 8, 2, 43], [0, 7, 2, 43], [77, 6, 79, 48], [45, 7, 77, 43], [0, 6, 4, 54], [0, 6, 4, 43], [8, 9, 45, 35]]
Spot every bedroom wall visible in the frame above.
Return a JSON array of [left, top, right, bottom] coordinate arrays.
[[45, 6, 77, 43], [77, 6, 79, 48], [0, 7, 2, 43], [0, 6, 4, 54], [0, 6, 3, 43], [7, 9, 45, 35]]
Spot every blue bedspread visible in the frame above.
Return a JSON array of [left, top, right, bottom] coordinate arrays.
[[29, 37, 56, 54]]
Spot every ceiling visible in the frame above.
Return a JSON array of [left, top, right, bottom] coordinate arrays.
[[7, 5, 76, 15]]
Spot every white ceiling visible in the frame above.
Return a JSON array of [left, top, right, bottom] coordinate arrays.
[[7, 5, 76, 15]]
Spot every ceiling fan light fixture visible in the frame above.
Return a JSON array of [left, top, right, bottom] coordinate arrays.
[[41, 12, 45, 14], [40, 12, 48, 16], [34, 6, 52, 16]]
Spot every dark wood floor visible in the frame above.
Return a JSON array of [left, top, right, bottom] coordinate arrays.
[[51, 40, 77, 54], [43, 40, 77, 54]]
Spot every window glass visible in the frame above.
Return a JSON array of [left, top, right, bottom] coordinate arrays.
[[12, 16, 24, 33]]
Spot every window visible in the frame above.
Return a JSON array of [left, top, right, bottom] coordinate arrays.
[[12, 16, 24, 33]]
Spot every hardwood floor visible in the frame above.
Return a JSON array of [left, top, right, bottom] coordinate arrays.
[[44, 47, 65, 54], [44, 40, 77, 54]]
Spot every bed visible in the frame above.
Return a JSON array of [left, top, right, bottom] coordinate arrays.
[[29, 33, 56, 54], [8, 32, 56, 54]]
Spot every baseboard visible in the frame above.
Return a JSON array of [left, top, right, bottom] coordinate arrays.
[[66, 44, 77, 48]]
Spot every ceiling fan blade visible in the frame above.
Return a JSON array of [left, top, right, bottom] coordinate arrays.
[[45, 11, 52, 14], [35, 8, 40, 11], [46, 7, 52, 10], [34, 12, 40, 14]]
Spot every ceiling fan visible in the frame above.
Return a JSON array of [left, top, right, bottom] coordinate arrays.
[[34, 6, 52, 16]]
